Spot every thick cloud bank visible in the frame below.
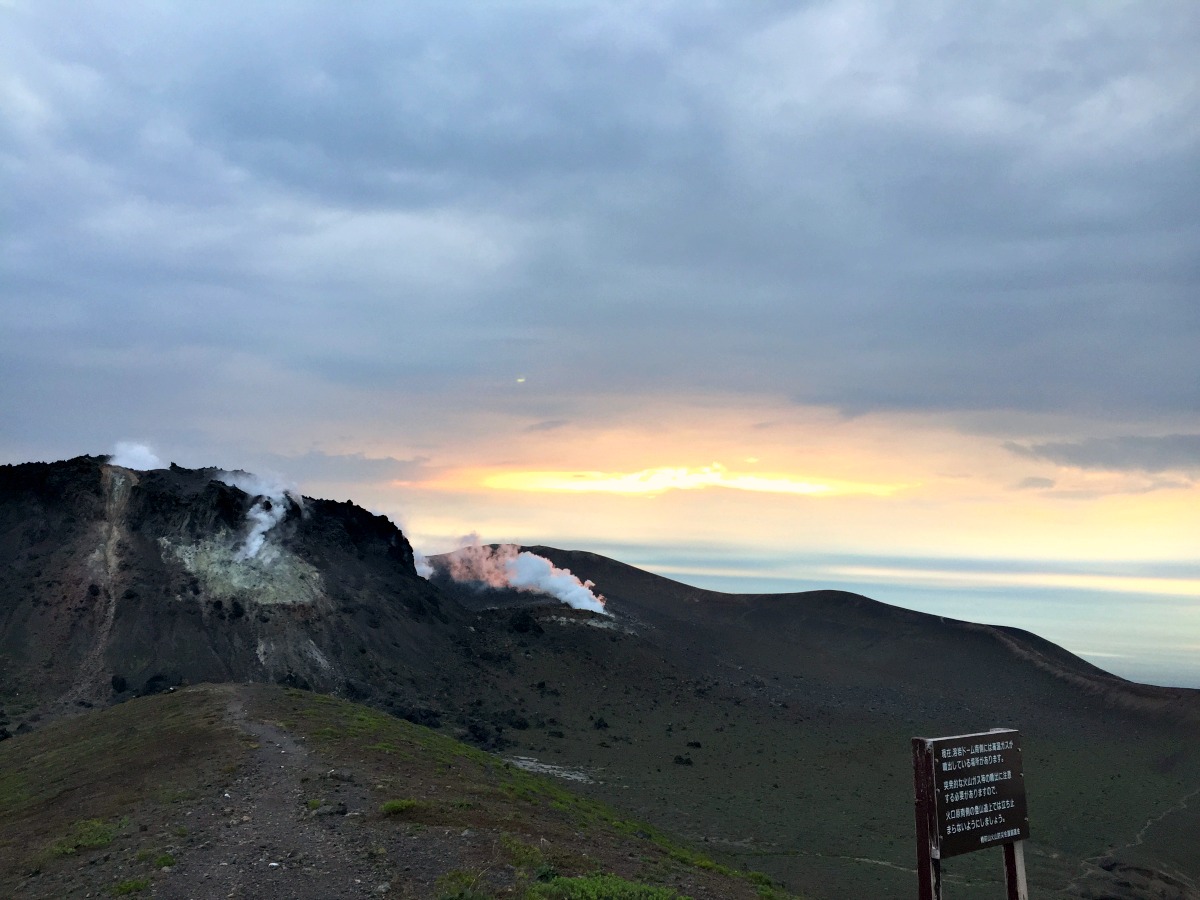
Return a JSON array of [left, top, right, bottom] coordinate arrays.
[[3, 0, 1196, 459], [1007, 435, 1200, 474]]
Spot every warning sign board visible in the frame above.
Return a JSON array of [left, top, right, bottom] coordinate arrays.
[[916, 728, 1029, 858]]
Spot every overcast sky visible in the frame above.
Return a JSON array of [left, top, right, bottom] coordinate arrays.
[[3, 2, 1198, 683]]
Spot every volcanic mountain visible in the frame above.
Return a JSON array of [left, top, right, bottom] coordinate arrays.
[[0, 455, 464, 722], [1, 456, 1198, 900]]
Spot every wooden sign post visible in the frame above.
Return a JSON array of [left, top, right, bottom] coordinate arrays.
[[912, 728, 1030, 899]]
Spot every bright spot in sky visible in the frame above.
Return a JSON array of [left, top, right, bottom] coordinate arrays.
[[516, 376, 526, 383], [478, 463, 910, 497]]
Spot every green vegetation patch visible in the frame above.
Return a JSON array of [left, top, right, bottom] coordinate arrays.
[[380, 798, 427, 817], [0, 686, 244, 888], [499, 831, 545, 868], [435, 867, 493, 899], [50, 818, 117, 856], [526, 873, 691, 899], [110, 877, 151, 895]]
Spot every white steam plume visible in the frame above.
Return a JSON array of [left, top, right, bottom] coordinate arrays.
[[439, 537, 608, 615], [506, 552, 608, 614], [215, 471, 303, 561], [109, 441, 164, 470], [413, 548, 434, 579]]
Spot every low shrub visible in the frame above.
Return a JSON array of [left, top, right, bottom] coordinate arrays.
[[51, 819, 117, 856], [380, 798, 423, 816], [525, 874, 690, 899], [111, 879, 151, 895]]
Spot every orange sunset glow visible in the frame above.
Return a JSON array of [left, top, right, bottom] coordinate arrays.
[[476, 463, 911, 497], [362, 402, 1200, 575]]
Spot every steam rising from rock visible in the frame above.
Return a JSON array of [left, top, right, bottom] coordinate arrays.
[[413, 549, 434, 579], [108, 441, 164, 470], [215, 471, 303, 561], [506, 552, 609, 615], [436, 538, 608, 615]]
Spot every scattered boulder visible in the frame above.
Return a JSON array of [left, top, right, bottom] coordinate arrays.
[[140, 672, 182, 696], [509, 609, 543, 635], [465, 719, 508, 751], [310, 802, 348, 817]]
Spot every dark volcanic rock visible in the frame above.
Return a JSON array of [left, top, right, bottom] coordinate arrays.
[[0, 456, 468, 721]]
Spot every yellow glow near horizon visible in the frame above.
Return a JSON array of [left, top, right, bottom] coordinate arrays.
[[349, 395, 1198, 566], [826, 565, 1200, 598], [478, 463, 911, 498]]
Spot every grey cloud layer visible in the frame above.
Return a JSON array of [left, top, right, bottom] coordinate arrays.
[[1007, 434, 1200, 473], [3, 1, 1198, 457]]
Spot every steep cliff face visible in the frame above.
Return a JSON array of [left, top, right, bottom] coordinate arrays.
[[0, 456, 464, 721]]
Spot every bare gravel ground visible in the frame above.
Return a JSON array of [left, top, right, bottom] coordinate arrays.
[[150, 697, 393, 900]]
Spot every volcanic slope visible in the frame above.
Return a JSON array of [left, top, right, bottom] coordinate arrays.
[[0, 683, 784, 899], [434, 547, 1200, 900]]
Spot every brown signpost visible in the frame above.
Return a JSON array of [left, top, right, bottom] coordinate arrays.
[[912, 728, 1030, 899]]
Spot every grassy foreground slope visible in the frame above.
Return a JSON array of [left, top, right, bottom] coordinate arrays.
[[0, 684, 795, 900]]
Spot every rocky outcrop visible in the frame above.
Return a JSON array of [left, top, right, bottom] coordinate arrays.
[[0, 456, 465, 722]]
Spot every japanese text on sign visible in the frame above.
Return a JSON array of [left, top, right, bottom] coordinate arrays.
[[926, 729, 1029, 858]]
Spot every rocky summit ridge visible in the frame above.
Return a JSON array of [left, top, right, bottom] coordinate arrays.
[[0, 455, 462, 725]]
